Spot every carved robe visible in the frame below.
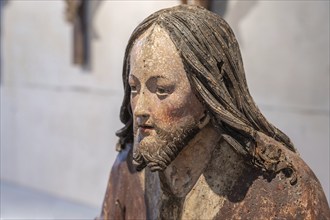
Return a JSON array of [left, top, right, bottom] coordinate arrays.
[[98, 138, 330, 220]]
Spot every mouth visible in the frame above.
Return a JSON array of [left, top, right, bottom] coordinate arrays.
[[138, 124, 154, 134]]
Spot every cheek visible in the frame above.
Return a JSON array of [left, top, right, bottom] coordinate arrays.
[[167, 104, 188, 118], [131, 92, 204, 127], [154, 97, 203, 125], [156, 104, 184, 124]]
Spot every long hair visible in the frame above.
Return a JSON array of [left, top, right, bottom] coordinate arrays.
[[116, 5, 297, 176]]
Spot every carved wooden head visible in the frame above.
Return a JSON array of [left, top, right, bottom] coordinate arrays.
[[116, 5, 296, 172]]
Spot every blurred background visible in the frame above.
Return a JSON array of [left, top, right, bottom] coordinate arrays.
[[0, 0, 329, 219]]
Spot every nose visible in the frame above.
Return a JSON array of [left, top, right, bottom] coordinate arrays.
[[133, 93, 150, 121]]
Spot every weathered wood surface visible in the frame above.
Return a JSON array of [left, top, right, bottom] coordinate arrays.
[[98, 5, 330, 220]]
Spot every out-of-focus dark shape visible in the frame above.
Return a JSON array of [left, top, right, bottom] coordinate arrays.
[[65, 0, 88, 67], [181, 0, 210, 10], [181, 0, 229, 18], [209, 0, 228, 17]]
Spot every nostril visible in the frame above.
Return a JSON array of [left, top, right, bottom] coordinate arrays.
[[136, 114, 149, 124]]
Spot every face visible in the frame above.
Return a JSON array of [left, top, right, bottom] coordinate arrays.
[[129, 25, 205, 172]]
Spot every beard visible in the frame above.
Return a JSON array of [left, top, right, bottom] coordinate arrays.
[[132, 122, 200, 172]]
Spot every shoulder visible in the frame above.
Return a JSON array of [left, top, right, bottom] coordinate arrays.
[[111, 144, 133, 176], [99, 144, 146, 220], [245, 147, 330, 219], [254, 132, 329, 218], [283, 151, 330, 218], [214, 137, 330, 219]]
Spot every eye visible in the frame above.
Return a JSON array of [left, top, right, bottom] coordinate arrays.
[[156, 87, 173, 100], [154, 85, 175, 99], [128, 75, 140, 96], [156, 87, 169, 96], [130, 85, 138, 94]]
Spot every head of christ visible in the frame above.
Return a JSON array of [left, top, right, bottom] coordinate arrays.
[[116, 5, 296, 174]]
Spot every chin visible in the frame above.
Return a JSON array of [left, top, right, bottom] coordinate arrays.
[[133, 123, 200, 172]]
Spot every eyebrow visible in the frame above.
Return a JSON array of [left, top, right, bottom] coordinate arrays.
[[129, 74, 169, 80], [150, 75, 168, 80]]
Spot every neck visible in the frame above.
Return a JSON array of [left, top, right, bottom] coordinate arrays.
[[159, 123, 221, 197]]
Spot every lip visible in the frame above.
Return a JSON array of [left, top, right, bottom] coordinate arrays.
[[138, 125, 154, 134]]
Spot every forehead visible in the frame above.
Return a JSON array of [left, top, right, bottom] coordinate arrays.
[[129, 25, 187, 81]]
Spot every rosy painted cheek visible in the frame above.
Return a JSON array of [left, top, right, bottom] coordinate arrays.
[[168, 106, 186, 119], [165, 97, 196, 117], [152, 105, 187, 125]]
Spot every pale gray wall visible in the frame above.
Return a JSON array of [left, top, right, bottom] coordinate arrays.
[[0, 0, 179, 207], [1, 1, 329, 208]]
